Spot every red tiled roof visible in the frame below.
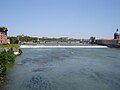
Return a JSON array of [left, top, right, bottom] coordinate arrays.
[[0, 26, 7, 28]]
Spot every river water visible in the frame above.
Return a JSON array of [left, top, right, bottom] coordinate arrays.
[[1, 46, 120, 90]]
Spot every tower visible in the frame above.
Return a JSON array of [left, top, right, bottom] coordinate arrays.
[[114, 28, 120, 40]]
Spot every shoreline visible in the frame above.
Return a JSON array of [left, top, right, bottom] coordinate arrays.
[[0, 44, 22, 86]]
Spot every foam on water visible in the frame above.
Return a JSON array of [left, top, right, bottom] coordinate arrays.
[[20, 45, 108, 48]]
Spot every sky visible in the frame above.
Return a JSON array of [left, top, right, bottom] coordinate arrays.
[[0, 0, 120, 38]]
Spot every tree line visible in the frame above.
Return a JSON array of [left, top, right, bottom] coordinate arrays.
[[8, 36, 68, 44]]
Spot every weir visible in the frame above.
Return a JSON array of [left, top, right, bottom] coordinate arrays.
[[20, 45, 108, 48]]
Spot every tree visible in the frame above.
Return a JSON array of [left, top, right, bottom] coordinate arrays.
[[8, 37, 18, 44], [90, 37, 96, 44]]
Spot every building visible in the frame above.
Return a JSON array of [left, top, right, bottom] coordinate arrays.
[[0, 26, 8, 44], [114, 28, 120, 40], [96, 28, 120, 47], [17, 34, 24, 38], [95, 39, 117, 45]]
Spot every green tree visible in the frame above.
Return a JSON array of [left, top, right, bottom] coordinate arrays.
[[0, 51, 7, 76], [8, 37, 18, 44], [90, 37, 96, 44]]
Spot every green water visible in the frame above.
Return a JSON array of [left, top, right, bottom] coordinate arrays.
[[1, 47, 120, 90]]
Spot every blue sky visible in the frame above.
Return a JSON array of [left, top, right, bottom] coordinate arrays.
[[0, 0, 120, 38]]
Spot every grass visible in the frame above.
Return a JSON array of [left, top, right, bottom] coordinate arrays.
[[0, 44, 19, 49]]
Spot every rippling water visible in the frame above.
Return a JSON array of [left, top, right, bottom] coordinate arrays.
[[1, 46, 120, 90]]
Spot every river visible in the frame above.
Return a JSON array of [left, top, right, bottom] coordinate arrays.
[[1, 45, 120, 90]]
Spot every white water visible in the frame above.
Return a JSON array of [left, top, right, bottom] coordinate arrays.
[[20, 45, 108, 48]]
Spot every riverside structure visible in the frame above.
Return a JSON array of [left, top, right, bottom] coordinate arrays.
[[96, 29, 120, 47], [20, 45, 108, 49], [0, 26, 8, 44]]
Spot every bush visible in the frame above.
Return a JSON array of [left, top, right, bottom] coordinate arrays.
[[0, 46, 22, 85], [0, 50, 7, 64], [6, 53, 16, 63], [19, 49, 22, 55], [0, 64, 6, 76], [0, 49, 16, 85]]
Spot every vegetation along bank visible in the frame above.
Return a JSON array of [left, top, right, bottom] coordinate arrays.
[[0, 44, 22, 85]]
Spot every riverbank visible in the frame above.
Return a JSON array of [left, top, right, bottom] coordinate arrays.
[[0, 44, 22, 55], [0, 44, 22, 86]]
